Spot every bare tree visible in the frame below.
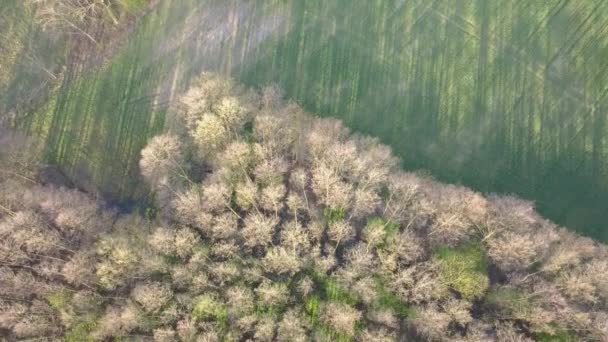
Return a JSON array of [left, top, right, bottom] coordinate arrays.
[[319, 302, 362, 337]]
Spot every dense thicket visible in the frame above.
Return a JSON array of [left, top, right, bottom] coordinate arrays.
[[1, 75, 607, 341]]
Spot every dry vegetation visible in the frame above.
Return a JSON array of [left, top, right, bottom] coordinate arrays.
[[26, 0, 146, 42], [1, 74, 607, 341]]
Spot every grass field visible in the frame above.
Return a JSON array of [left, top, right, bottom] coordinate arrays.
[[15, 0, 608, 239], [19, 0, 197, 199]]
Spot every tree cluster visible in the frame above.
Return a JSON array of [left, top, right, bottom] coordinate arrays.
[[1, 75, 607, 341]]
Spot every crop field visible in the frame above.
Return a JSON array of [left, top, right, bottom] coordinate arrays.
[[15, 0, 608, 239]]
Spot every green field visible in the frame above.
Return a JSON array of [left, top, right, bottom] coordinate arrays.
[[11, 0, 608, 239]]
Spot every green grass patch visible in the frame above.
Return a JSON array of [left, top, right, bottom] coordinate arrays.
[[324, 277, 358, 304], [242, 120, 255, 142], [162, 253, 180, 265], [65, 317, 98, 342], [324, 207, 346, 224], [485, 287, 532, 320], [372, 276, 414, 318], [305, 270, 363, 341], [315, 324, 356, 342], [192, 295, 227, 323], [118, 0, 148, 12], [44, 289, 73, 312], [433, 242, 489, 300], [254, 302, 284, 318], [310, 269, 359, 305], [305, 295, 321, 324], [535, 329, 577, 342], [364, 216, 400, 246]]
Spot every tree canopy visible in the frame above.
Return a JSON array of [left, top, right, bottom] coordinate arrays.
[[1, 75, 607, 340]]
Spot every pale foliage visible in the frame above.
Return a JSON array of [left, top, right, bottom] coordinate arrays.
[[254, 316, 276, 341], [390, 262, 448, 304], [214, 96, 246, 130], [280, 220, 311, 252], [153, 328, 176, 342], [200, 179, 231, 213], [94, 304, 143, 339], [277, 309, 308, 342], [359, 328, 398, 342], [96, 234, 141, 289], [260, 183, 286, 213], [10, 300, 60, 339], [327, 219, 355, 246], [394, 229, 425, 263], [225, 286, 254, 314], [427, 184, 488, 247], [263, 247, 303, 275], [194, 113, 228, 157], [140, 134, 186, 189], [26, 0, 122, 43], [319, 302, 362, 336], [486, 231, 539, 272], [0, 211, 60, 262], [297, 276, 314, 297], [234, 178, 258, 210], [495, 323, 534, 342], [367, 309, 399, 329], [311, 163, 352, 210], [255, 280, 289, 307], [541, 230, 596, 273], [149, 227, 175, 255], [209, 213, 238, 240], [179, 74, 235, 125], [131, 282, 173, 313], [62, 250, 97, 285], [443, 299, 473, 325], [412, 305, 452, 341], [241, 212, 277, 248]]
